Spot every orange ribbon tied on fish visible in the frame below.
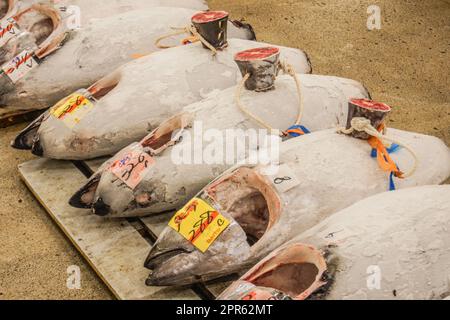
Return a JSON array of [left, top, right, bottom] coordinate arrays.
[[367, 124, 404, 179]]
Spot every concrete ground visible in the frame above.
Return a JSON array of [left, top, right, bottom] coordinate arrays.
[[0, 0, 449, 299]]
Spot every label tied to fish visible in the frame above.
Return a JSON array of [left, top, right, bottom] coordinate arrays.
[[109, 147, 155, 189], [0, 17, 21, 47], [266, 163, 300, 193], [168, 197, 230, 253], [50, 93, 95, 128], [1, 49, 38, 83]]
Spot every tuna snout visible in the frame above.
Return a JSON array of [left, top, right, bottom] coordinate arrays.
[[11, 113, 45, 151], [144, 245, 191, 270], [92, 198, 111, 216]]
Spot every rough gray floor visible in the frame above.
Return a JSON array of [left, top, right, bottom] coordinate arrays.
[[0, 124, 113, 299], [0, 0, 449, 299]]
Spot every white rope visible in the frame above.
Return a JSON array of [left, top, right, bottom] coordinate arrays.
[[154, 25, 217, 56], [337, 117, 418, 178], [154, 28, 188, 49], [235, 60, 304, 137]]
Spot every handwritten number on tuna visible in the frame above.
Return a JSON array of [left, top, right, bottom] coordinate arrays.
[[189, 211, 214, 242], [121, 153, 149, 182]]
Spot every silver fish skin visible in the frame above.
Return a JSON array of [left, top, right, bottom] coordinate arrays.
[[218, 185, 450, 300], [5, 0, 251, 39], [3, 0, 208, 22], [1, 7, 254, 118], [19, 39, 311, 159], [144, 129, 450, 286], [55, 0, 209, 23], [69, 74, 369, 215]]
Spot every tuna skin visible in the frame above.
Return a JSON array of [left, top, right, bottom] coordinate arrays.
[[29, 39, 311, 159], [54, 0, 208, 23], [144, 129, 450, 286], [219, 185, 450, 300], [72, 73, 369, 216], [6, 1, 250, 39], [0, 7, 254, 118], [4, 0, 208, 22]]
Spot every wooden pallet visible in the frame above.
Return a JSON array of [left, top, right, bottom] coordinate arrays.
[[0, 109, 44, 128], [19, 158, 231, 300]]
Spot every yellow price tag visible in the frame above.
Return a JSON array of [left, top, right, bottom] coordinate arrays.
[[50, 93, 94, 128], [168, 197, 230, 253]]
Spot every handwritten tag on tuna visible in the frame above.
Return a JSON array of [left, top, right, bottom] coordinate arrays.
[[50, 93, 94, 128], [169, 198, 230, 253], [268, 163, 300, 193], [0, 18, 21, 47], [109, 148, 155, 189], [2, 50, 38, 83]]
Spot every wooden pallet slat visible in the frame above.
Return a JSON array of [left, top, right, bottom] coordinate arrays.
[[19, 158, 199, 300]]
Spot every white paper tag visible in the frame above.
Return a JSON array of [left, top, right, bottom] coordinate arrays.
[[0, 17, 21, 47], [267, 163, 301, 193], [2, 50, 38, 83]]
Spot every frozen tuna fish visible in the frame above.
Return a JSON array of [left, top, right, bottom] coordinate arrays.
[[3, 0, 208, 21], [68, 62, 369, 216], [143, 125, 450, 286], [55, 0, 253, 40], [31, 1, 252, 39], [13, 44, 312, 159], [54, 0, 209, 23], [0, 8, 254, 119], [218, 185, 450, 300]]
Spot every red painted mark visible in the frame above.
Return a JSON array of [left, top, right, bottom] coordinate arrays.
[[60, 96, 87, 118], [350, 98, 391, 112], [235, 47, 280, 61], [192, 11, 228, 24], [5, 52, 33, 75], [0, 22, 15, 38]]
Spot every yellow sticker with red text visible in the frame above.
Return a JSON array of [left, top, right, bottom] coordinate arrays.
[[50, 93, 94, 128], [168, 198, 230, 253]]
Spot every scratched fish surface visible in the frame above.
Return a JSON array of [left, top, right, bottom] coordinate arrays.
[[18, 39, 311, 159], [219, 185, 450, 300], [70, 74, 369, 217], [143, 129, 450, 286]]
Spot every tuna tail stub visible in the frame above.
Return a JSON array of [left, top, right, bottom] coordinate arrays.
[[230, 19, 257, 41], [191, 11, 229, 50]]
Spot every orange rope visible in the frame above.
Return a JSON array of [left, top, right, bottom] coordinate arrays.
[[367, 124, 404, 178]]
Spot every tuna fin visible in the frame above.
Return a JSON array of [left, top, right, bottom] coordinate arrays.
[[11, 112, 46, 150], [69, 175, 101, 209], [230, 20, 257, 41], [362, 83, 372, 100]]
